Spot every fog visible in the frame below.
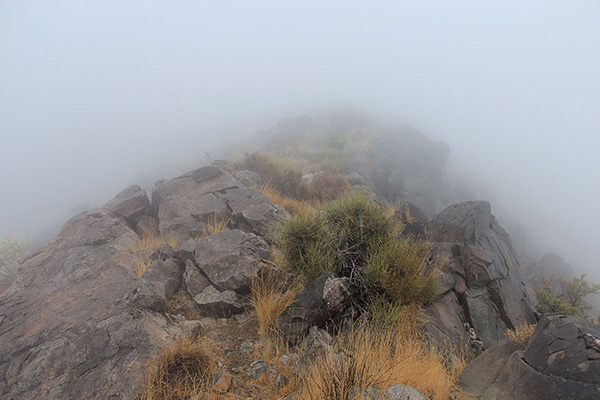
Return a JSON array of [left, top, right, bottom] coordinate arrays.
[[1, 1, 599, 278]]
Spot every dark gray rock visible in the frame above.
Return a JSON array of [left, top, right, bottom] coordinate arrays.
[[523, 314, 600, 386], [427, 201, 537, 350], [459, 314, 600, 400], [233, 170, 261, 187], [183, 260, 211, 297], [425, 291, 470, 353], [104, 184, 150, 224], [193, 286, 244, 318], [459, 339, 525, 396], [0, 209, 188, 399], [278, 271, 352, 345], [131, 259, 184, 312], [194, 229, 270, 294]]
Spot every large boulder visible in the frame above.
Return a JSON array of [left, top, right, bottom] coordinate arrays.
[[426, 201, 537, 350], [459, 314, 600, 400], [152, 165, 288, 240], [104, 184, 151, 224], [194, 229, 270, 295], [0, 209, 187, 399], [277, 271, 353, 345]]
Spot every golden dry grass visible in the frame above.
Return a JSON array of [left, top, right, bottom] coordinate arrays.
[[202, 213, 230, 237], [259, 182, 320, 215], [250, 268, 303, 338], [298, 321, 467, 400], [139, 337, 216, 400], [505, 322, 537, 346], [131, 233, 180, 279]]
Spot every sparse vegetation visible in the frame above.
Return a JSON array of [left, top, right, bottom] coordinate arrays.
[[202, 213, 230, 237], [131, 233, 180, 279], [310, 169, 351, 202], [505, 322, 537, 346], [250, 268, 302, 338], [298, 321, 466, 400], [236, 152, 311, 200], [535, 274, 600, 319], [259, 182, 317, 216], [0, 235, 30, 289], [139, 337, 215, 400]]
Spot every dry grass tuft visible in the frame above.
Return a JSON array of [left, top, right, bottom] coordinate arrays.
[[131, 233, 180, 278], [202, 213, 230, 237], [505, 322, 537, 346], [259, 182, 319, 215], [299, 322, 467, 400], [140, 337, 216, 400], [250, 268, 303, 338]]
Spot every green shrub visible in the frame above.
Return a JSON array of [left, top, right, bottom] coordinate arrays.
[[535, 274, 600, 319], [325, 192, 394, 275], [366, 238, 437, 305], [278, 192, 436, 311], [236, 152, 311, 200], [0, 236, 30, 289], [278, 211, 336, 284]]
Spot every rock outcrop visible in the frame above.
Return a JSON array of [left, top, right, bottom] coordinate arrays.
[[0, 164, 289, 399], [424, 201, 537, 351], [459, 314, 600, 400]]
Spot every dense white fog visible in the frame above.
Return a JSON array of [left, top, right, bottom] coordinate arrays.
[[1, 1, 598, 278]]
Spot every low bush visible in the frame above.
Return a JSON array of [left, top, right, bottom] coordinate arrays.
[[535, 274, 600, 319], [366, 238, 437, 306], [140, 337, 215, 400], [311, 169, 351, 202], [278, 192, 437, 313], [236, 152, 311, 200]]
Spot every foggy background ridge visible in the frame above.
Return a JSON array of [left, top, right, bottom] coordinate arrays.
[[1, 1, 599, 278]]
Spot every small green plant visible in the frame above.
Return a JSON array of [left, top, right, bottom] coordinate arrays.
[[535, 274, 600, 319], [0, 236, 30, 288]]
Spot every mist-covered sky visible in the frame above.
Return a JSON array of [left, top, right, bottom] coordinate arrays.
[[1, 1, 599, 277]]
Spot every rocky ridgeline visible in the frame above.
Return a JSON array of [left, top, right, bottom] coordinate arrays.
[[1, 115, 598, 399]]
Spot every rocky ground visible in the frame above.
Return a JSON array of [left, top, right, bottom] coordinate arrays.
[[0, 113, 598, 399]]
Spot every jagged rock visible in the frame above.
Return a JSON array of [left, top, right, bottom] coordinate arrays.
[[153, 165, 288, 241], [104, 184, 151, 224], [425, 291, 470, 353], [524, 314, 600, 386], [346, 171, 368, 186], [194, 229, 270, 294], [183, 260, 210, 297], [278, 271, 352, 345], [459, 314, 600, 400], [299, 326, 333, 353], [131, 258, 184, 312], [427, 201, 537, 349], [135, 214, 159, 238], [459, 338, 525, 396], [218, 186, 290, 242], [0, 209, 186, 399], [385, 384, 427, 400], [233, 170, 261, 187], [152, 165, 238, 237], [193, 286, 244, 318]]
